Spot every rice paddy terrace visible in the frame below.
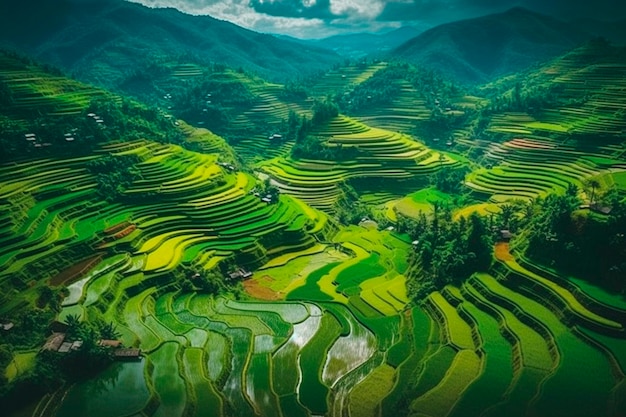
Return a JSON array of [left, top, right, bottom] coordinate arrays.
[[3, 44, 626, 417], [461, 43, 626, 202], [259, 116, 462, 211], [0, 52, 110, 119]]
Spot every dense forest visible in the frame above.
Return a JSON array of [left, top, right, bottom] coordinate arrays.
[[1, 3, 626, 417]]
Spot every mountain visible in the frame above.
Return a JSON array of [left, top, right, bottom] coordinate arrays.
[[573, 18, 626, 45], [390, 7, 593, 85], [307, 26, 424, 58], [0, 0, 341, 88], [482, 39, 626, 139]]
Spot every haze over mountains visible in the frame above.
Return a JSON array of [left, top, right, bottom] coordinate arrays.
[[389, 7, 621, 84], [1, 0, 625, 92], [0, 0, 342, 86]]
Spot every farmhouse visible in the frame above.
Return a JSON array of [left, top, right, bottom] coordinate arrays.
[[58, 342, 73, 353], [0, 320, 15, 331], [113, 348, 142, 360], [228, 268, 253, 281], [43, 332, 66, 351]]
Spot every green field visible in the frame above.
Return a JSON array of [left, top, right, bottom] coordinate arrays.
[[2, 39, 626, 417]]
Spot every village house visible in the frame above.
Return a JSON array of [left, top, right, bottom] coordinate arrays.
[[113, 348, 142, 361], [228, 268, 253, 281], [42, 332, 66, 352]]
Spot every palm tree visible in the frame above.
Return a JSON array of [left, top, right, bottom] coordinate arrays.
[[584, 178, 601, 205], [64, 313, 81, 337], [98, 321, 121, 340], [499, 204, 515, 230]]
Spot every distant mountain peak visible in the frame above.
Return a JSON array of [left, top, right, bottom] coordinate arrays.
[[389, 7, 594, 85], [0, 0, 341, 85]]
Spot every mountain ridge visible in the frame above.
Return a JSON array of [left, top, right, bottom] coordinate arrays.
[[389, 7, 595, 84], [0, 0, 342, 87]]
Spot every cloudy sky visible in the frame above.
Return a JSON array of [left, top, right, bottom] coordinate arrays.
[[127, 0, 626, 38]]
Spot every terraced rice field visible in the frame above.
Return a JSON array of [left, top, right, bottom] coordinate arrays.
[[4, 45, 626, 417], [259, 116, 462, 210], [0, 52, 108, 117], [352, 79, 431, 132], [465, 136, 623, 201]]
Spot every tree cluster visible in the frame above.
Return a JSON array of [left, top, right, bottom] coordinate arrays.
[[398, 207, 493, 299], [333, 181, 372, 225], [86, 154, 142, 202], [521, 186, 626, 291], [0, 312, 119, 414], [432, 164, 468, 194], [311, 97, 339, 126], [1, 94, 185, 161], [169, 76, 255, 135]]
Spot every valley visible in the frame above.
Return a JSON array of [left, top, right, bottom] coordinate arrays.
[[1, 4, 626, 417]]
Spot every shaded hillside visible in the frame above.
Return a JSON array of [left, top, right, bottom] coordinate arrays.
[[0, 0, 341, 89], [391, 7, 592, 85], [303, 26, 423, 58], [0, 49, 188, 159], [481, 39, 626, 139]]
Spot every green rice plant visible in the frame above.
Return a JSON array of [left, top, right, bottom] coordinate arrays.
[[83, 256, 131, 307], [218, 327, 256, 417], [272, 312, 323, 396], [335, 252, 386, 293], [150, 342, 187, 417], [245, 353, 281, 416], [502, 258, 621, 329], [298, 312, 342, 415], [225, 300, 310, 324], [578, 327, 626, 376], [412, 345, 458, 399], [348, 294, 381, 318], [144, 315, 187, 346], [322, 305, 377, 387], [213, 299, 274, 335], [123, 290, 162, 352], [157, 312, 195, 336], [348, 364, 396, 417], [484, 368, 550, 417], [4, 351, 37, 382], [184, 328, 208, 348], [427, 291, 475, 350], [287, 262, 340, 301], [183, 347, 223, 417], [465, 276, 554, 370], [204, 331, 229, 382], [386, 314, 414, 368], [410, 349, 482, 417], [450, 302, 515, 417], [472, 274, 616, 417]]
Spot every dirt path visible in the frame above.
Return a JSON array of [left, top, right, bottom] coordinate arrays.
[[494, 242, 514, 262]]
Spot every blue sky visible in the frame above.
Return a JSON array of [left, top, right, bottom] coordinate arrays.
[[127, 0, 626, 38]]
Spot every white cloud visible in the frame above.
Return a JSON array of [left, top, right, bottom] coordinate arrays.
[[329, 0, 384, 19], [126, 0, 403, 38]]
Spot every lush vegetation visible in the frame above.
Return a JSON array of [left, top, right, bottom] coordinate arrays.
[[2, 18, 626, 417]]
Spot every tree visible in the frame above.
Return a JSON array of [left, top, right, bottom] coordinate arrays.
[[64, 314, 82, 337], [584, 178, 601, 205], [97, 322, 121, 340], [466, 213, 492, 273], [197, 271, 224, 294], [498, 204, 515, 230], [311, 97, 339, 126]]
